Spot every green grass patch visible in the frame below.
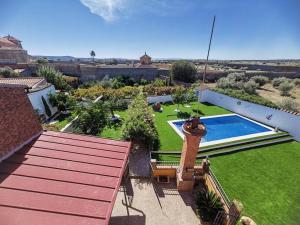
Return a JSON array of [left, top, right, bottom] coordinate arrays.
[[52, 112, 76, 130], [211, 141, 300, 225]]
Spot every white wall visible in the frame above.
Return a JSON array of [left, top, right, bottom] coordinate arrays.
[[200, 89, 300, 141], [27, 85, 58, 116], [147, 95, 173, 104]]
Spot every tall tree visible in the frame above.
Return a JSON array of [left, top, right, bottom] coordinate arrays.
[[90, 50, 96, 62]]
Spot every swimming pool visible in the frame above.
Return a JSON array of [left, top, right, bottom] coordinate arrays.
[[168, 114, 275, 146]]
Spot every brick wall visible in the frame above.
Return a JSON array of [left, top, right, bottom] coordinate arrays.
[[0, 85, 42, 159]]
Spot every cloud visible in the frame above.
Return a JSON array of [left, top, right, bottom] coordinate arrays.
[[80, 0, 125, 22]]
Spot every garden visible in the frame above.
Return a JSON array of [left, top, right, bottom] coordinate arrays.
[[37, 63, 300, 225]]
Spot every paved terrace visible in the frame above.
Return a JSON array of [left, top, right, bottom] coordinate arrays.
[[110, 178, 201, 225]]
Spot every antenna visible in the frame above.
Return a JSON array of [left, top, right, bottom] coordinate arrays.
[[199, 16, 216, 103]]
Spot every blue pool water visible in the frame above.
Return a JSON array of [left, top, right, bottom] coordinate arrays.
[[171, 115, 272, 144]]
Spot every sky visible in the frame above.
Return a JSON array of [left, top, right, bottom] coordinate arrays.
[[0, 0, 300, 60]]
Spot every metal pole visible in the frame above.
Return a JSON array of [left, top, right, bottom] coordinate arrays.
[[199, 15, 216, 104]]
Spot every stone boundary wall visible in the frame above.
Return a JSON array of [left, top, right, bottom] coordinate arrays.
[[200, 89, 300, 141], [0, 49, 28, 64], [26, 63, 169, 81], [147, 95, 173, 104]]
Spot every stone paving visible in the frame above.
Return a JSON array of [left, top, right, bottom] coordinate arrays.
[[110, 178, 201, 225]]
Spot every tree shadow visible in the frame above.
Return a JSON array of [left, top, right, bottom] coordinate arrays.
[[177, 111, 191, 119], [192, 109, 204, 115]]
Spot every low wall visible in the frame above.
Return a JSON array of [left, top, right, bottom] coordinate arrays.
[[27, 85, 57, 116], [147, 95, 173, 104], [200, 89, 300, 141]]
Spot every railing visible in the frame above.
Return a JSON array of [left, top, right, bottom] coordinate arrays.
[[156, 161, 180, 166], [209, 168, 231, 209]]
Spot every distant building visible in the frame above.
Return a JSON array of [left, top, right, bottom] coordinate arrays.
[[0, 77, 57, 117], [0, 35, 29, 64], [140, 52, 152, 65]]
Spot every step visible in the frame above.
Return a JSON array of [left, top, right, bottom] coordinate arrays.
[[197, 136, 294, 159]]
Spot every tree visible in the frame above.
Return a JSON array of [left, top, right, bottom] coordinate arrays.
[[272, 77, 290, 88], [243, 80, 259, 94], [278, 81, 294, 96], [41, 96, 52, 118], [90, 50, 96, 62], [49, 92, 76, 113], [37, 65, 71, 91], [73, 102, 108, 135], [250, 75, 269, 87], [171, 61, 197, 83], [172, 86, 186, 112], [122, 94, 159, 151]]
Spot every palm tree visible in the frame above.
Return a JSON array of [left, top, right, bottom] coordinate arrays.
[[90, 50, 96, 62]]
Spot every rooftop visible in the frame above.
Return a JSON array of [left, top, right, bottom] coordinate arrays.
[[0, 77, 49, 91], [0, 85, 131, 225]]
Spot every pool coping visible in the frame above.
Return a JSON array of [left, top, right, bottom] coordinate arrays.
[[167, 113, 276, 147]]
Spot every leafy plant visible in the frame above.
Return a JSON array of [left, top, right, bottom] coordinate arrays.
[[272, 77, 290, 88], [279, 98, 299, 112], [122, 94, 159, 151], [195, 185, 224, 222], [49, 92, 76, 113], [0, 66, 19, 78], [250, 75, 269, 86], [73, 102, 108, 135], [172, 86, 186, 112], [171, 61, 197, 83], [244, 80, 259, 94], [41, 96, 52, 118], [278, 81, 294, 96], [37, 65, 71, 91]]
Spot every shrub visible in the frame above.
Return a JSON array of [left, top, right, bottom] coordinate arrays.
[[171, 61, 197, 83], [195, 184, 224, 222], [214, 88, 278, 108], [216, 72, 246, 90], [49, 92, 76, 113], [279, 98, 299, 112], [293, 78, 300, 87], [0, 66, 19, 78], [172, 86, 186, 111], [244, 80, 259, 94], [250, 75, 269, 86], [152, 78, 165, 87], [272, 77, 290, 88], [37, 65, 71, 91], [278, 81, 294, 96], [73, 102, 108, 135], [122, 94, 159, 151], [41, 96, 52, 118]]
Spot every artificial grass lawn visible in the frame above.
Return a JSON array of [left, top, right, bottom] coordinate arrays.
[[99, 101, 230, 147], [211, 141, 300, 225]]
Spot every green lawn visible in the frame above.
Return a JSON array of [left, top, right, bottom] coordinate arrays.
[[211, 141, 300, 225], [99, 100, 300, 224], [52, 112, 75, 130]]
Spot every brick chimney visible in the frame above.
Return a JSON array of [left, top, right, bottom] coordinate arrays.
[[177, 117, 206, 191], [0, 85, 42, 161]]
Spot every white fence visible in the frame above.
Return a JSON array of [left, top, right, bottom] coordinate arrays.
[[147, 95, 173, 104], [200, 89, 300, 141]]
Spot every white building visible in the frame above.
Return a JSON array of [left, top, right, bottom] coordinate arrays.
[[0, 77, 57, 117]]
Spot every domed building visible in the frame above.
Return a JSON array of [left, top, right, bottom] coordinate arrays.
[[0, 35, 29, 64]]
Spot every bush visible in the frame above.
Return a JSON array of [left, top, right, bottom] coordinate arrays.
[[214, 88, 278, 108], [37, 65, 71, 91], [122, 94, 159, 151], [73, 102, 108, 135], [0, 66, 19, 78], [293, 78, 300, 87], [49, 92, 76, 113], [272, 77, 290, 88], [244, 80, 259, 94], [278, 81, 294, 96], [250, 75, 269, 86], [41, 96, 52, 118], [279, 98, 299, 112], [171, 61, 197, 83], [195, 184, 224, 222], [152, 78, 165, 87], [172, 86, 186, 111]]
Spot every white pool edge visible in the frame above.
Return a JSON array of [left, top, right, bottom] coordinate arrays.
[[167, 113, 277, 147]]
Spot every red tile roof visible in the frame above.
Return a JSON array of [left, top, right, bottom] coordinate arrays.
[[0, 77, 46, 89], [0, 86, 42, 159], [0, 130, 131, 225]]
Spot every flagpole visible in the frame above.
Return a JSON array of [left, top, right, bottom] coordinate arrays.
[[198, 15, 216, 105]]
